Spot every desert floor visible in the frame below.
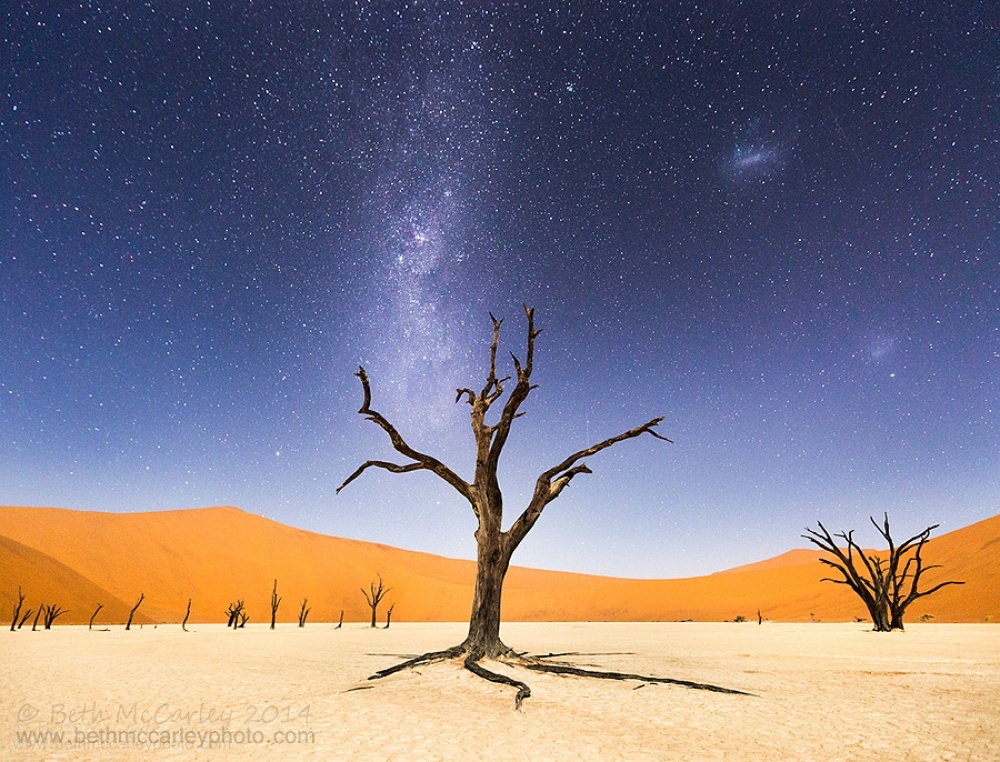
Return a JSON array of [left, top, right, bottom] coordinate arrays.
[[2, 622, 998, 761]]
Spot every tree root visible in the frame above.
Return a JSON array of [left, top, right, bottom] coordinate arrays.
[[369, 645, 465, 679], [510, 654, 752, 696], [364, 642, 751, 708], [464, 655, 532, 709]]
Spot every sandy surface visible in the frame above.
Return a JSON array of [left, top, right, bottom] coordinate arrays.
[[2, 622, 997, 761]]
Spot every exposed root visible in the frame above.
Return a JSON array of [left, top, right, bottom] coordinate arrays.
[[364, 641, 751, 706], [464, 655, 531, 709], [530, 651, 634, 660], [368, 645, 465, 680], [510, 655, 753, 696]]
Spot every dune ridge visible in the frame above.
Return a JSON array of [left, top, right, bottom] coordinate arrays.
[[0, 505, 996, 626]]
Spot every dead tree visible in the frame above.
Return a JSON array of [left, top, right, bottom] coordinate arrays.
[[226, 600, 245, 628], [361, 575, 390, 628], [125, 593, 145, 631], [182, 598, 192, 632], [338, 305, 746, 706], [270, 579, 282, 630], [17, 608, 33, 629], [298, 598, 310, 627], [89, 604, 103, 630], [383, 603, 395, 629], [10, 586, 25, 631], [803, 514, 964, 631], [31, 607, 42, 631], [43, 604, 67, 629], [238, 610, 249, 628], [336, 610, 344, 629]]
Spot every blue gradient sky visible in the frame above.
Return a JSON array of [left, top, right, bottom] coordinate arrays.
[[2, 3, 997, 577]]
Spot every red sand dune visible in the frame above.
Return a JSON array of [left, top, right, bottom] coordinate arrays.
[[0, 505, 996, 626]]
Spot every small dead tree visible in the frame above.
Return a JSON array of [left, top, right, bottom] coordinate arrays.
[[89, 604, 103, 630], [238, 610, 249, 628], [182, 598, 192, 632], [10, 586, 25, 631], [226, 600, 245, 628], [338, 306, 746, 706], [270, 579, 282, 630], [125, 593, 145, 631], [383, 603, 395, 629], [43, 604, 67, 629], [297, 598, 310, 627], [803, 514, 965, 631], [336, 610, 344, 629], [362, 575, 390, 628], [17, 607, 33, 629], [31, 607, 42, 631]]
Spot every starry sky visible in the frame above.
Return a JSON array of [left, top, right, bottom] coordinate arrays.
[[2, 2, 997, 578]]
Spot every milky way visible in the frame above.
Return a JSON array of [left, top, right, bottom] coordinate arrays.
[[1, 3, 997, 577]]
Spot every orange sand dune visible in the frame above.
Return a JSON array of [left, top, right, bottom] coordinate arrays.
[[0, 506, 996, 626], [0, 535, 150, 627]]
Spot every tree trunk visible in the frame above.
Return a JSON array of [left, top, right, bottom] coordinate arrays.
[[463, 528, 511, 659]]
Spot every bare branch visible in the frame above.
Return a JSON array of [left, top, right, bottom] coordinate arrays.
[[506, 417, 672, 549], [337, 460, 426, 493], [540, 417, 672, 485], [338, 366, 472, 502], [485, 306, 540, 471]]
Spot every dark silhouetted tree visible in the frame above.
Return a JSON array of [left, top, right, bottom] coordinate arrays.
[[270, 579, 282, 630], [125, 593, 145, 631], [336, 610, 344, 629], [383, 603, 395, 629], [362, 575, 390, 628], [182, 598, 192, 632], [31, 607, 42, 631], [17, 607, 33, 629], [338, 306, 745, 706], [226, 600, 245, 628], [43, 604, 67, 629], [803, 514, 964, 631], [10, 586, 25, 631], [298, 598, 310, 627], [89, 604, 103, 630]]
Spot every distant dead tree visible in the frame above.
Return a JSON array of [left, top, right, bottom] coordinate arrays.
[[238, 610, 249, 628], [125, 593, 145, 631], [10, 586, 25, 631], [338, 305, 746, 706], [17, 607, 33, 629], [383, 603, 395, 629], [226, 600, 245, 628], [297, 598, 310, 627], [270, 580, 282, 630], [361, 575, 390, 628], [182, 598, 192, 632], [336, 610, 344, 629], [803, 514, 965, 631], [31, 607, 42, 631], [42, 604, 67, 629], [89, 604, 103, 630]]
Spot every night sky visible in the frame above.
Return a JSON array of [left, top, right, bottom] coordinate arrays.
[[2, 3, 997, 578]]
